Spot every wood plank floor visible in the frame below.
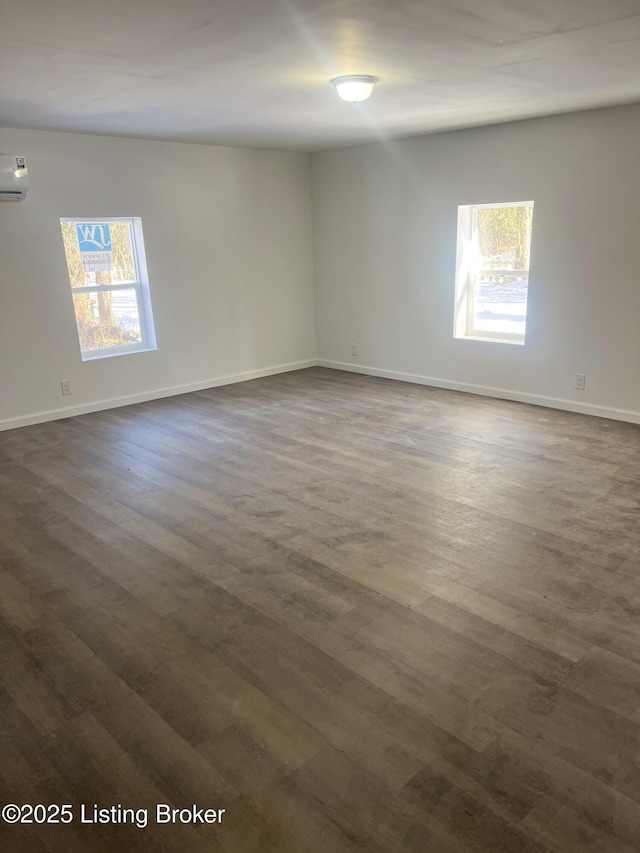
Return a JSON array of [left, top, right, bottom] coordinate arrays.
[[2, 367, 640, 852]]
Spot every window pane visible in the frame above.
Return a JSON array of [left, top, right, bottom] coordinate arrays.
[[72, 288, 142, 353], [454, 201, 534, 344], [473, 272, 528, 337], [476, 205, 533, 272], [60, 220, 136, 287], [60, 216, 156, 360]]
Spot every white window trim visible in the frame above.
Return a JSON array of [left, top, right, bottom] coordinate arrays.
[[61, 216, 157, 361], [454, 200, 533, 346]]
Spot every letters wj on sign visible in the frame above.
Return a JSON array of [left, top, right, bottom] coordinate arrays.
[[76, 222, 113, 272]]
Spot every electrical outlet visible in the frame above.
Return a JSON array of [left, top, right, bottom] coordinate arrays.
[[60, 380, 72, 396], [351, 343, 358, 357], [575, 373, 586, 391]]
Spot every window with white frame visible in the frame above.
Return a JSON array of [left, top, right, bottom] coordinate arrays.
[[60, 217, 156, 360], [454, 201, 534, 345]]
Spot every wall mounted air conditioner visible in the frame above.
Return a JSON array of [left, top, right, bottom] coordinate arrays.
[[0, 155, 29, 201]]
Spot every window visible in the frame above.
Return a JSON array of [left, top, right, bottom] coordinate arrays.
[[60, 217, 156, 360], [454, 201, 534, 345]]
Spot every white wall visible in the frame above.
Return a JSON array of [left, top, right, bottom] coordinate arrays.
[[4, 107, 640, 430], [0, 128, 316, 429], [312, 105, 640, 422]]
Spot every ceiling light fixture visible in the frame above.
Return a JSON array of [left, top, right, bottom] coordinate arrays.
[[331, 75, 378, 103]]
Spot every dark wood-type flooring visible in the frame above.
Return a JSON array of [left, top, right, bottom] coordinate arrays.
[[2, 367, 640, 852]]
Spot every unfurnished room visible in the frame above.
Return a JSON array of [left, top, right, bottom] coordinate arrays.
[[2, 1, 640, 851]]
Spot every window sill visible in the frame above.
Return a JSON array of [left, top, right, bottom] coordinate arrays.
[[81, 345, 157, 362], [454, 334, 524, 346]]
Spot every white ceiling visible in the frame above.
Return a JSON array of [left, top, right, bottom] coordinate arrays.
[[2, 0, 640, 152]]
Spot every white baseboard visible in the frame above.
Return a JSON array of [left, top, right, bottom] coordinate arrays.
[[318, 359, 640, 425], [4, 357, 639, 432], [0, 359, 319, 432]]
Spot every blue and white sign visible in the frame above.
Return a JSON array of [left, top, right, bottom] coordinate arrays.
[[76, 222, 113, 272]]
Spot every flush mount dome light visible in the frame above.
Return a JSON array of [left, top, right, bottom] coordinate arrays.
[[331, 75, 377, 103]]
